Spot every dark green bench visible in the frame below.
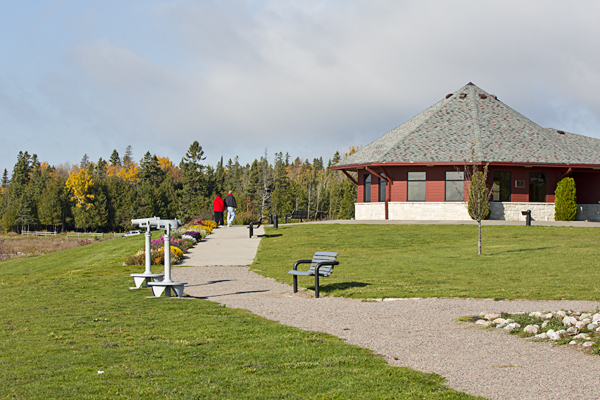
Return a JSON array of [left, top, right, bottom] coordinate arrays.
[[288, 252, 339, 298], [285, 210, 308, 223]]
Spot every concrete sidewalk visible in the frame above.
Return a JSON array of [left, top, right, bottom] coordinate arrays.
[[179, 224, 265, 267], [301, 219, 600, 227]]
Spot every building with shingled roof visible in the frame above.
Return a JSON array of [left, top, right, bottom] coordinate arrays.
[[331, 82, 600, 221]]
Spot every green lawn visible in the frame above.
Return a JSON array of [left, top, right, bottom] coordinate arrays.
[[252, 224, 600, 300], [0, 234, 482, 399]]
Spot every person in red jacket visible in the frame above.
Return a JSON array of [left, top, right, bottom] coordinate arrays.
[[213, 193, 225, 226]]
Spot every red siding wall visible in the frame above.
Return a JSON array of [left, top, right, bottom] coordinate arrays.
[[573, 172, 600, 204], [353, 165, 600, 204]]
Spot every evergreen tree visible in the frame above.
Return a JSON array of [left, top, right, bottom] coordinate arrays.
[[95, 158, 108, 181], [156, 175, 179, 219], [80, 154, 90, 169], [139, 152, 165, 187], [109, 150, 121, 167], [38, 178, 63, 231], [555, 177, 577, 221], [271, 152, 293, 216], [179, 141, 207, 221], [123, 145, 134, 166], [2, 169, 9, 187]]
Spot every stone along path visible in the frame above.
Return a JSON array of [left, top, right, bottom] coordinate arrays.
[[172, 224, 600, 400]]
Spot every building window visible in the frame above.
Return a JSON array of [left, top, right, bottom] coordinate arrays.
[[378, 173, 387, 202], [445, 171, 464, 201], [492, 172, 511, 202], [529, 172, 546, 202], [407, 172, 426, 201], [363, 173, 371, 203]]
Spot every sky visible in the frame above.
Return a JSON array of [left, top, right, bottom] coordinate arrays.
[[2, 0, 600, 175]]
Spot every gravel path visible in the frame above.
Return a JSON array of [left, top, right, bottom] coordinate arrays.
[[171, 224, 600, 400], [173, 266, 600, 400]]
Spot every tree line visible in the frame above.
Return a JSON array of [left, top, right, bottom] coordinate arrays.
[[0, 141, 357, 233]]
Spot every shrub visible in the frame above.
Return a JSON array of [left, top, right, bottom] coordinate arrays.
[[233, 211, 261, 225], [555, 177, 577, 221]]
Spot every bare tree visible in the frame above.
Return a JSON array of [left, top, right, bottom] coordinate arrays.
[[258, 149, 273, 217], [456, 148, 492, 255]]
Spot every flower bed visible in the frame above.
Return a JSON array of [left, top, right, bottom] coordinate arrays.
[[124, 216, 214, 266]]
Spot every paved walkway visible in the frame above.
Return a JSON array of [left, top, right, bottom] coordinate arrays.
[[172, 221, 600, 400]]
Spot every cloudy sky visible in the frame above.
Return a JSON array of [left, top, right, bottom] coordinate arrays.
[[2, 0, 600, 175]]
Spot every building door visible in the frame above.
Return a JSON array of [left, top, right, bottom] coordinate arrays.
[[529, 172, 546, 202]]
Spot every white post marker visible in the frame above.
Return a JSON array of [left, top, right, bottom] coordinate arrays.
[[129, 217, 164, 288], [147, 219, 187, 298]]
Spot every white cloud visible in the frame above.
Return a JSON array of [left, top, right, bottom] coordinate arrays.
[[3, 0, 600, 174]]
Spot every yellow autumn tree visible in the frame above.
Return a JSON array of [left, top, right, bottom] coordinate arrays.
[[158, 156, 181, 183], [106, 162, 140, 184], [65, 167, 94, 209]]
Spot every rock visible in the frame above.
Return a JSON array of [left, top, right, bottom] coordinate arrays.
[[573, 333, 590, 340], [529, 311, 543, 318], [566, 327, 580, 336], [588, 323, 599, 330], [582, 341, 595, 348], [569, 340, 577, 345], [547, 329, 559, 340], [504, 323, 521, 331], [476, 319, 490, 327], [524, 325, 539, 334], [597, 326, 600, 332], [592, 313, 600, 322], [492, 318, 506, 325], [575, 321, 587, 329], [534, 332, 548, 339], [563, 316, 578, 327], [556, 310, 567, 318], [484, 313, 501, 320], [580, 313, 592, 320], [543, 313, 553, 319], [541, 320, 550, 328]]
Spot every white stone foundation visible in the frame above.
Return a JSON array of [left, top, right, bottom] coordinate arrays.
[[355, 202, 600, 222]]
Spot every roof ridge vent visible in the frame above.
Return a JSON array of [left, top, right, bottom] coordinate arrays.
[[445, 93, 453, 99], [557, 130, 565, 135], [490, 94, 498, 100], [467, 82, 475, 86], [459, 93, 467, 99], [478, 94, 487, 99]]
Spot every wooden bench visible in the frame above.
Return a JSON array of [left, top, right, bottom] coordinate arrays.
[[288, 252, 339, 298], [285, 210, 308, 223]]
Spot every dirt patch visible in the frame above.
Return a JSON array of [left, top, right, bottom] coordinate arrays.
[[0, 235, 102, 260]]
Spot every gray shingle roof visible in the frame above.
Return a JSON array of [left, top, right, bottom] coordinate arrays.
[[335, 83, 600, 168]]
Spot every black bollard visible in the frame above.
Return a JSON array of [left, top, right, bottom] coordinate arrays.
[[249, 222, 254, 238], [273, 213, 278, 229]]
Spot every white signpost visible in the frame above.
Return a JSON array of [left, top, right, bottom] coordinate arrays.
[[129, 217, 164, 288], [147, 219, 187, 298]]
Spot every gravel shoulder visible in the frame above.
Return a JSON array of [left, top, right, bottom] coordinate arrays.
[[172, 224, 600, 400]]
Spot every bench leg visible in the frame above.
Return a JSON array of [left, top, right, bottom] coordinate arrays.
[[314, 274, 320, 298], [293, 275, 298, 293]]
